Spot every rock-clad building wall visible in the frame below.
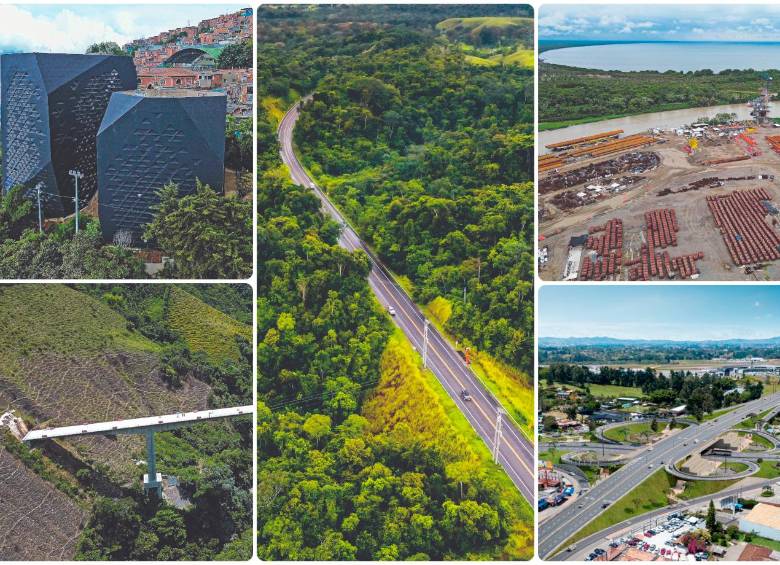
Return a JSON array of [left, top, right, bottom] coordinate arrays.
[[96, 91, 226, 246], [1, 53, 137, 217]]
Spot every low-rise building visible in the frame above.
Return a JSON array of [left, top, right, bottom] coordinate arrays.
[[740, 503, 780, 542]]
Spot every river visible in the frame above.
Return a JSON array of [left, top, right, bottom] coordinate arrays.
[[541, 41, 780, 73], [539, 103, 760, 154]]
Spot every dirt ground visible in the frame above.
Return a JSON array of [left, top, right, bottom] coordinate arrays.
[[0, 449, 87, 560], [539, 126, 780, 281]]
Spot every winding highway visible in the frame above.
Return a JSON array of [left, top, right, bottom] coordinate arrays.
[[277, 100, 535, 503], [540, 391, 780, 559]]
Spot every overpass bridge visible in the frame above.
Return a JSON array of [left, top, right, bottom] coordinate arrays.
[[23, 405, 253, 495]]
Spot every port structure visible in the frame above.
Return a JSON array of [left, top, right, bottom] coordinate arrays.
[[23, 405, 252, 495]]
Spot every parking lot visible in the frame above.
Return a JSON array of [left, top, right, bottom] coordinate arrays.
[[576, 513, 708, 561]]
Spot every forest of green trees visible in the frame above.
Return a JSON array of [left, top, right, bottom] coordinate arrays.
[[259, 4, 534, 373], [257, 5, 534, 559], [539, 63, 768, 128], [72, 285, 253, 560], [540, 364, 763, 420]]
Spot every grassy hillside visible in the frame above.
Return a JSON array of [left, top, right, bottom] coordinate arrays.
[[363, 333, 533, 560], [167, 286, 251, 365], [0, 285, 158, 374], [0, 285, 252, 560], [436, 16, 533, 35], [0, 285, 211, 479]]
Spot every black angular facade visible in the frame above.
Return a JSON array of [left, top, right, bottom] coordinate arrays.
[[97, 91, 226, 246], [1, 53, 137, 217]]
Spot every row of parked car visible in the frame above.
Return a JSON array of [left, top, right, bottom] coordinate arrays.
[[586, 513, 707, 561]]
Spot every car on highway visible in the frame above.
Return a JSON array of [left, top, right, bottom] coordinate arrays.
[[387, 305, 396, 316], [460, 389, 472, 402]]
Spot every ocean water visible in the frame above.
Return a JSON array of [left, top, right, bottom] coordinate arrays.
[[541, 41, 780, 73]]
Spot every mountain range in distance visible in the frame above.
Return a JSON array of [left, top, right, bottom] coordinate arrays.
[[539, 336, 780, 347]]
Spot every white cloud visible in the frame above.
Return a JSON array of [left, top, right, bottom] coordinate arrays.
[[0, 5, 243, 54], [0, 5, 132, 53]]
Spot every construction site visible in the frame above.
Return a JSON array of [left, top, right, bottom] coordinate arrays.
[[538, 87, 780, 281]]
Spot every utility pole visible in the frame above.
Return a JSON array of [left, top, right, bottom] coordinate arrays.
[[492, 408, 504, 464], [34, 182, 43, 233], [68, 169, 83, 234], [423, 319, 430, 368]]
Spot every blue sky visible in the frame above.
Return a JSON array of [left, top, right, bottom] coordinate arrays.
[[0, 4, 246, 54], [540, 286, 780, 340], [540, 5, 780, 42]]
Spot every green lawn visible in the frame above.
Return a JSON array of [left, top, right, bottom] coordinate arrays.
[[750, 535, 780, 552], [678, 478, 738, 500], [736, 408, 773, 429], [723, 462, 749, 473], [739, 431, 774, 450], [539, 450, 568, 465], [755, 460, 780, 479], [565, 383, 644, 398], [702, 406, 739, 421], [603, 422, 658, 443]]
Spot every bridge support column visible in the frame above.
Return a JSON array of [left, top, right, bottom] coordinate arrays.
[[143, 430, 162, 496]]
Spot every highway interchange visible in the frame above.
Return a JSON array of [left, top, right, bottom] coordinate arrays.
[[277, 100, 535, 504], [540, 391, 780, 559]]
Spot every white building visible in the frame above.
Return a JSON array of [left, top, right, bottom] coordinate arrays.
[[740, 503, 780, 542]]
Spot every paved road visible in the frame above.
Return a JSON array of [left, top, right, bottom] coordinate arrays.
[[541, 442, 638, 454], [555, 478, 780, 561], [277, 100, 535, 503], [540, 392, 780, 558]]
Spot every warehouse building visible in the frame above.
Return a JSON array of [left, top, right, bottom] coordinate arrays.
[[96, 89, 226, 246], [0, 53, 137, 216], [740, 503, 780, 542]]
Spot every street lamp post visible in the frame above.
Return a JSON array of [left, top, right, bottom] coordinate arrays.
[[34, 182, 44, 233], [68, 169, 83, 234]]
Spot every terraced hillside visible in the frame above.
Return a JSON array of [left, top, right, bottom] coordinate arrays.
[[0, 446, 87, 560], [0, 285, 252, 560], [167, 286, 252, 365]]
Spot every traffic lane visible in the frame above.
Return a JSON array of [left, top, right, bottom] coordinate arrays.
[[364, 249, 535, 462], [368, 266, 535, 501], [543, 443, 709, 552], [369, 265, 536, 472], [279, 100, 536, 502], [557, 477, 780, 562], [541, 392, 780, 556]]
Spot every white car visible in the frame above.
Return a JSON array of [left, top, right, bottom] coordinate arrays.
[[387, 306, 396, 317]]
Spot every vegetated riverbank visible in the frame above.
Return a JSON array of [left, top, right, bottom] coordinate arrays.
[[539, 63, 768, 130]]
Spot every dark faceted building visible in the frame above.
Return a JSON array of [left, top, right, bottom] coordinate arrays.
[[97, 89, 226, 246], [1, 53, 137, 216]]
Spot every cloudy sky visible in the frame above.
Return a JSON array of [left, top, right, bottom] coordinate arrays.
[[540, 286, 779, 341], [0, 4, 246, 54], [540, 5, 780, 42]]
